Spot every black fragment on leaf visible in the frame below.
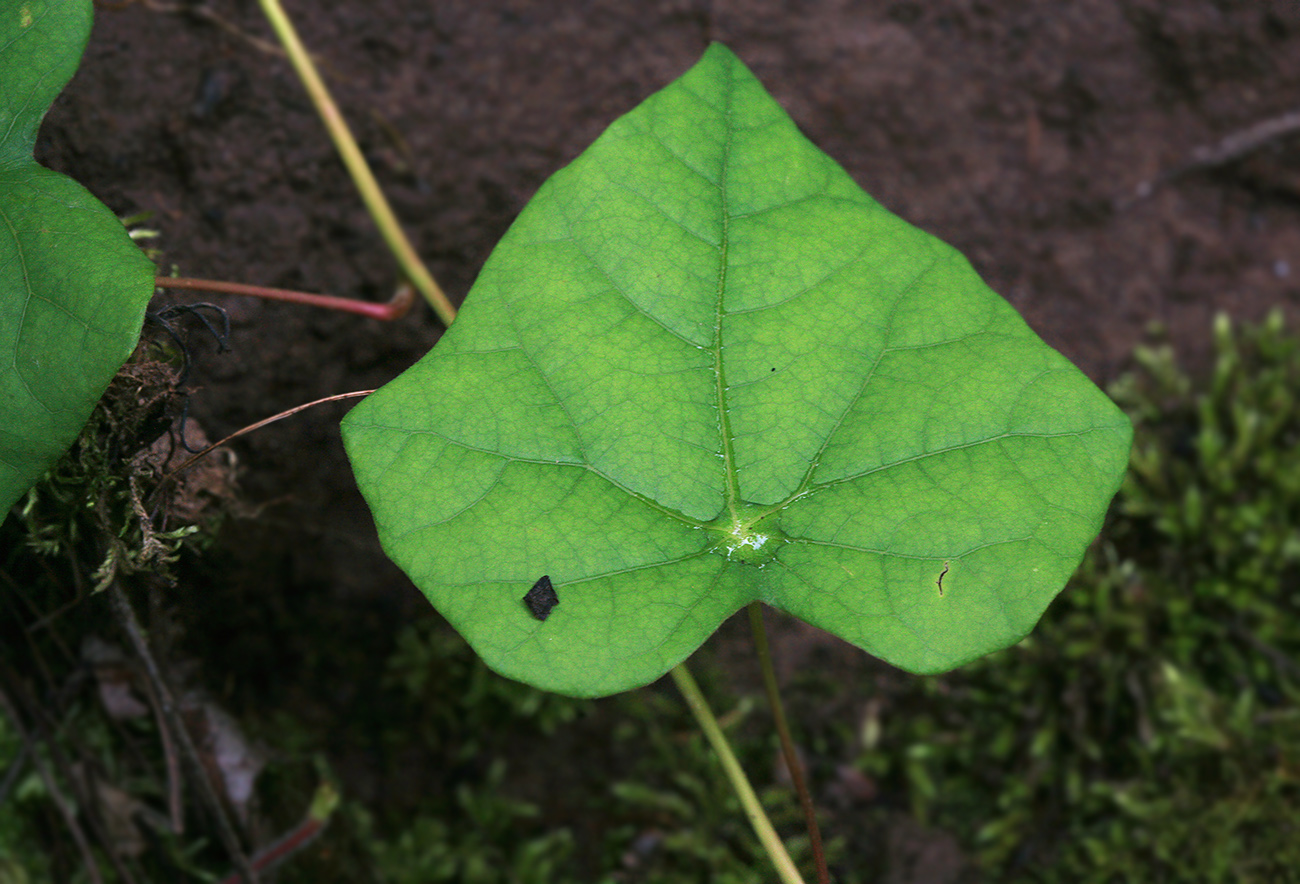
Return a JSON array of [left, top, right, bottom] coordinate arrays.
[[523, 575, 559, 621]]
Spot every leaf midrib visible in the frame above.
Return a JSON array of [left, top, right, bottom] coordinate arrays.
[[712, 58, 741, 528]]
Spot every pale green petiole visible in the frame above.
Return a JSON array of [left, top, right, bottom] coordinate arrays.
[[670, 663, 807, 884], [254, 0, 457, 326]]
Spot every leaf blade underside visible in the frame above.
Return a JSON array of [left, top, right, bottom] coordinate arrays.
[[343, 44, 1131, 698]]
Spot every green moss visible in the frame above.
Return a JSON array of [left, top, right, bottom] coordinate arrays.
[[858, 311, 1300, 882]]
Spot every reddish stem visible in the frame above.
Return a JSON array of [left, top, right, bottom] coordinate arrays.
[[749, 603, 830, 884], [155, 277, 416, 321], [217, 817, 324, 884]]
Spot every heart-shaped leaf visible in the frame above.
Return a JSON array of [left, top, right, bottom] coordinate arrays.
[[343, 44, 1132, 698], [1, 0, 157, 516]]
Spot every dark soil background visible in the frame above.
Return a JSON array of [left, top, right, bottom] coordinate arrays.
[[33, 0, 1300, 879]]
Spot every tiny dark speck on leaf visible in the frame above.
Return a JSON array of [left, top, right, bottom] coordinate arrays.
[[523, 575, 559, 621]]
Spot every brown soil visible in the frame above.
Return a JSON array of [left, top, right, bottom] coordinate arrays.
[[37, 0, 1300, 879]]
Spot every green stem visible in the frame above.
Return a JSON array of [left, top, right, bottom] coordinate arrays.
[[669, 664, 806, 884], [748, 603, 830, 884], [253, 0, 457, 327]]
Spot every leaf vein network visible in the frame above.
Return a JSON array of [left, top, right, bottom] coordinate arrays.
[[788, 534, 1034, 558], [603, 174, 721, 251], [0, 202, 41, 403], [560, 226, 706, 350], [785, 247, 948, 496], [389, 456, 508, 540], [382, 421, 706, 529], [721, 236, 882, 318], [728, 191, 873, 221], [777, 428, 1102, 514]]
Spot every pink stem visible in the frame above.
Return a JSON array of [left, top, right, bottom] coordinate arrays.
[[217, 817, 324, 884], [155, 277, 416, 321]]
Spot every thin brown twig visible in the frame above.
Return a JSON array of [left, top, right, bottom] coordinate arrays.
[[69, 766, 143, 884], [1229, 622, 1300, 681], [0, 742, 28, 805], [1182, 108, 1300, 169], [162, 390, 375, 480], [0, 686, 105, 884], [107, 583, 260, 883], [1, 615, 134, 877], [3, 667, 142, 884], [0, 566, 78, 662], [1121, 107, 1300, 208], [137, 668, 186, 834]]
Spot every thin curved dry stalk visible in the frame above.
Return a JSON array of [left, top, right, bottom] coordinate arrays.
[[107, 583, 260, 884], [0, 685, 104, 884], [162, 390, 375, 481]]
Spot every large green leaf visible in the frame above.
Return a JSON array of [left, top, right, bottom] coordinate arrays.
[[343, 44, 1132, 698], [1, 0, 156, 516]]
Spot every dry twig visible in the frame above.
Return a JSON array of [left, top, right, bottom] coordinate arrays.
[[1121, 107, 1300, 208], [0, 686, 105, 884], [108, 583, 260, 883]]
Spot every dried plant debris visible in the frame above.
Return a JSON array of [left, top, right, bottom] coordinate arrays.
[[523, 576, 559, 621]]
